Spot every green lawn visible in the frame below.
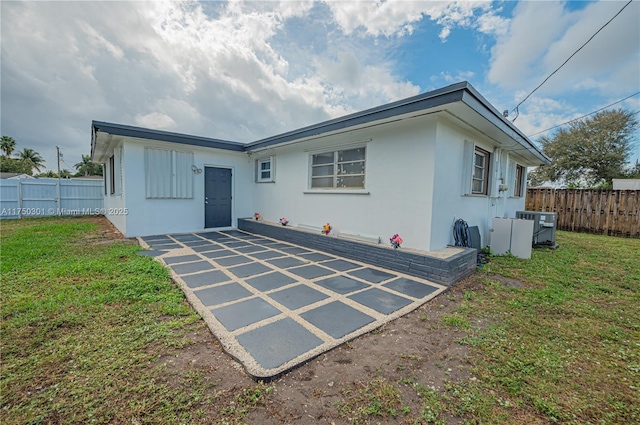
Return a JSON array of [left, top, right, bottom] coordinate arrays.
[[0, 217, 268, 424], [1, 217, 638, 424]]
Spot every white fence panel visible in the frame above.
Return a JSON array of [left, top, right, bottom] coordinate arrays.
[[0, 178, 104, 219]]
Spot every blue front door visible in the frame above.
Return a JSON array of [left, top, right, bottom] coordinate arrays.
[[204, 167, 232, 228]]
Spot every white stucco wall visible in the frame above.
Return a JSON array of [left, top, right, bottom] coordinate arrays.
[[429, 119, 527, 249], [117, 138, 253, 237], [251, 116, 438, 251], [103, 141, 127, 235]]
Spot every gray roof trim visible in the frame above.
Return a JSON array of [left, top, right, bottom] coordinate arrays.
[[244, 82, 467, 151], [91, 121, 245, 152], [460, 85, 549, 164]]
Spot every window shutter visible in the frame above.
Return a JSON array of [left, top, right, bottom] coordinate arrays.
[[461, 140, 474, 195], [145, 147, 193, 199]]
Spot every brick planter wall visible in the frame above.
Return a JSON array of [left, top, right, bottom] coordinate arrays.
[[238, 218, 476, 286]]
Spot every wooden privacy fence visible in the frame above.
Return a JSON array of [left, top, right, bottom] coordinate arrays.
[[525, 188, 639, 238]]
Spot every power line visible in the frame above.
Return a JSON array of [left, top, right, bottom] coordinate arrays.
[[527, 91, 640, 137], [511, 0, 634, 122]]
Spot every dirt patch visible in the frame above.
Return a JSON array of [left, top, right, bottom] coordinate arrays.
[[486, 273, 527, 289]]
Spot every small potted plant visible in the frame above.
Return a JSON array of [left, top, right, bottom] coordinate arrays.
[[279, 217, 289, 226], [322, 223, 332, 235], [254, 212, 261, 220], [390, 234, 403, 249]]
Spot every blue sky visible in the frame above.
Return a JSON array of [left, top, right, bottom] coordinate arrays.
[[1, 0, 639, 173]]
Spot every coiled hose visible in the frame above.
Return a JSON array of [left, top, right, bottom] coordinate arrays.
[[453, 218, 471, 248]]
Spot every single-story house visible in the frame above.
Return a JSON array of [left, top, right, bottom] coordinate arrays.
[[91, 81, 549, 252], [0, 172, 35, 179]]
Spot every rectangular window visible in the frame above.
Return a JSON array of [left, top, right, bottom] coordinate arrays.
[[256, 157, 273, 182], [514, 164, 525, 197], [144, 147, 194, 199], [109, 156, 115, 195], [472, 147, 490, 195], [311, 147, 365, 189]]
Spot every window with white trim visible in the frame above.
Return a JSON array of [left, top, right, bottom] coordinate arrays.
[[256, 157, 274, 182], [514, 164, 525, 197], [472, 147, 490, 195], [311, 147, 365, 189], [144, 147, 194, 199]]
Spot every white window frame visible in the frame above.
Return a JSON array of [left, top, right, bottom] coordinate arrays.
[[462, 141, 492, 196], [472, 147, 490, 195], [309, 146, 366, 190], [514, 164, 525, 198], [256, 156, 274, 183]]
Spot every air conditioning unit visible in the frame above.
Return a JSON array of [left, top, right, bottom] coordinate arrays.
[[515, 211, 557, 247]]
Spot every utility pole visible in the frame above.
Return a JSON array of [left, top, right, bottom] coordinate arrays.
[[56, 146, 61, 178]]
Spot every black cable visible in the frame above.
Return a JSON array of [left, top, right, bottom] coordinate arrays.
[[511, 0, 634, 122]]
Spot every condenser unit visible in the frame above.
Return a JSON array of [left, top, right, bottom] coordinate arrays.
[[515, 211, 557, 247]]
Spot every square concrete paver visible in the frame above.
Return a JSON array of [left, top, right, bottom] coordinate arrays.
[[245, 272, 299, 292], [321, 259, 361, 271], [349, 288, 412, 314], [228, 262, 272, 278], [298, 252, 333, 262], [249, 250, 285, 260], [202, 249, 236, 259], [137, 250, 163, 257], [164, 254, 201, 265], [301, 301, 375, 339], [383, 278, 439, 299], [236, 318, 323, 370], [316, 275, 370, 294], [266, 257, 308, 269], [194, 283, 252, 307], [215, 255, 253, 267], [144, 230, 447, 379], [181, 270, 230, 288], [268, 284, 329, 310], [288, 265, 334, 280], [171, 261, 214, 275], [348, 267, 396, 283], [212, 297, 281, 331]]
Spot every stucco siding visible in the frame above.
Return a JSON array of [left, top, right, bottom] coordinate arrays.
[[103, 141, 127, 235], [120, 138, 253, 237], [251, 116, 438, 251]]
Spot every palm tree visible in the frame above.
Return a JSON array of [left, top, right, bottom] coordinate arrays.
[[60, 169, 72, 179], [18, 148, 45, 173], [74, 154, 98, 176], [1, 136, 17, 157]]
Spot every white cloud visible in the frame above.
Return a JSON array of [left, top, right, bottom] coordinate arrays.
[[135, 112, 177, 130]]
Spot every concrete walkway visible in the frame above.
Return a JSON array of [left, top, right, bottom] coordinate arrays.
[[139, 230, 447, 379]]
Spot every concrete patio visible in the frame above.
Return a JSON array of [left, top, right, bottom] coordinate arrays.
[[139, 230, 447, 379]]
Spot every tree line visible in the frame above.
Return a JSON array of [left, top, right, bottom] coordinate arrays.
[[528, 109, 639, 188], [0, 136, 102, 178]]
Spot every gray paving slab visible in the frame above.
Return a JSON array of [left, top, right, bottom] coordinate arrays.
[[348, 267, 397, 283], [266, 257, 308, 269], [142, 236, 172, 243], [249, 250, 286, 260], [245, 272, 299, 292], [288, 265, 335, 280], [154, 244, 182, 250], [234, 245, 266, 254], [194, 283, 253, 307], [301, 301, 375, 339], [197, 232, 230, 241], [202, 249, 236, 259], [279, 246, 312, 255], [321, 259, 361, 271], [211, 297, 281, 331], [221, 241, 250, 248], [348, 288, 412, 314], [181, 270, 231, 288], [183, 240, 214, 247], [171, 234, 202, 242], [315, 275, 370, 294], [298, 252, 333, 262], [268, 242, 293, 249], [383, 278, 439, 299], [220, 230, 251, 237], [171, 260, 214, 275], [137, 250, 163, 257], [268, 284, 329, 310], [164, 254, 202, 265], [236, 318, 323, 370], [259, 239, 280, 245], [191, 244, 222, 252], [215, 255, 254, 267], [228, 262, 273, 278]]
